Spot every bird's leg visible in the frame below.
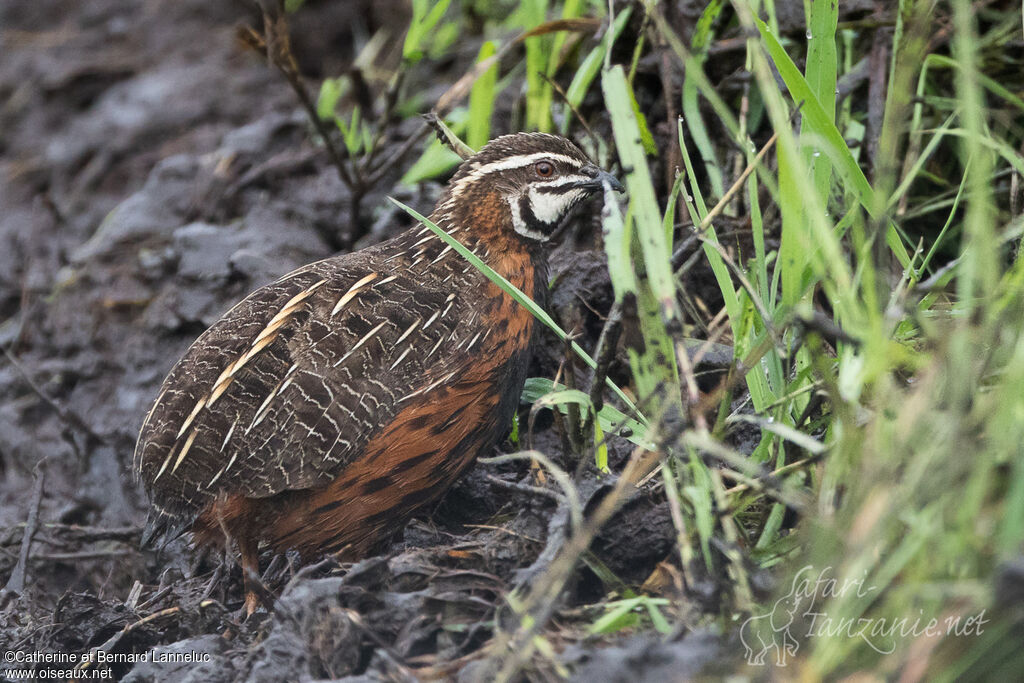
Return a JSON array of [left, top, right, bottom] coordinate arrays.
[[238, 533, 262, 616]]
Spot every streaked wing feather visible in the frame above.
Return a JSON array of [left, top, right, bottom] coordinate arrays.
[[136, 245, 472, 524]]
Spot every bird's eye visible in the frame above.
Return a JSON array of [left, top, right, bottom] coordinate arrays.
[[534, 161, 555, 178]]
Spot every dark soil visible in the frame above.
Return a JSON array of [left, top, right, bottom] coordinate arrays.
[[0, 1, 745, 680]]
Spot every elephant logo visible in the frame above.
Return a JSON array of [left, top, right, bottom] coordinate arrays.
[[739, 572, 808, 667]]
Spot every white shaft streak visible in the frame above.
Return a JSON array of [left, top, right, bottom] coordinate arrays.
[[333, 320, 389, 367], [332, 273, 379, 316]]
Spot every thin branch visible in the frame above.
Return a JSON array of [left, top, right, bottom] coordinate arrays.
[[583, 302, 622, 440], [1, 460, 46, 598], [423, 111, 474, 159], [237, 15, 354, 188]]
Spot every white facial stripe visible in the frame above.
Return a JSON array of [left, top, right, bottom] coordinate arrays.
[[533, 174, 591, 188], [470, 152, 582, 177], [448, 143, 592, 204], [506, 195, 548, 241], [528, 186, 586, 225], [451, 153, 585, 197]]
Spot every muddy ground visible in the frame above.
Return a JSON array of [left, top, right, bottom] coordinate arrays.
[[0, 1, 808, 680]]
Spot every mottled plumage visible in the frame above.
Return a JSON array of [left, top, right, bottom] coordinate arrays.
[[135, 132, 622, 610]]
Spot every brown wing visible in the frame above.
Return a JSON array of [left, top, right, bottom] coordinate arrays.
[[135, 241, 478, 542]]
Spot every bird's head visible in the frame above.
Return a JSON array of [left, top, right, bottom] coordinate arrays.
[[441, 133, 624, 243]]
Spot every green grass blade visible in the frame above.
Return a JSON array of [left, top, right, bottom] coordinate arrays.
[[522, 378, 652, 450], [467, 41, 498, 150], [680, 0, 726, 198], [403, 0, 454, 63], [754, 17, 912, 270], [602, 65, 680, 324], [562, 8, 632, 134], [522, 0, 551, 130]]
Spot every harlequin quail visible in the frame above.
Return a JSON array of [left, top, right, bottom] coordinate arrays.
[[135, 132, 623, 611]]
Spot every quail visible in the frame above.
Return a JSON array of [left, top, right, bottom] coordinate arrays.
[[135, 132, 623, 611]]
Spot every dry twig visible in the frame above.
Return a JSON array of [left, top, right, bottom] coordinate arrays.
[[1, 460, 46, 600]]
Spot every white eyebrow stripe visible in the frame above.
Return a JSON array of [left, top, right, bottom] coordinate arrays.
[[465, 152, 583, 179], [533, 174, 591, 188]]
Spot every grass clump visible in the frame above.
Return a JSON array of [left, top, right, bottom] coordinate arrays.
[[310, 0, 1024, 678]]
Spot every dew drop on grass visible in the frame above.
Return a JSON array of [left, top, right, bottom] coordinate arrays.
[[806, 30, 813, 40], [813, 150, 821, 157]]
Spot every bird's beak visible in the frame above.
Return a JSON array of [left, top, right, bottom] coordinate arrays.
[[577, 165, 625, 193]]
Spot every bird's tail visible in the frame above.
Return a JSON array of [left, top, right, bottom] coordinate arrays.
[[140, 509, 191, 549]]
